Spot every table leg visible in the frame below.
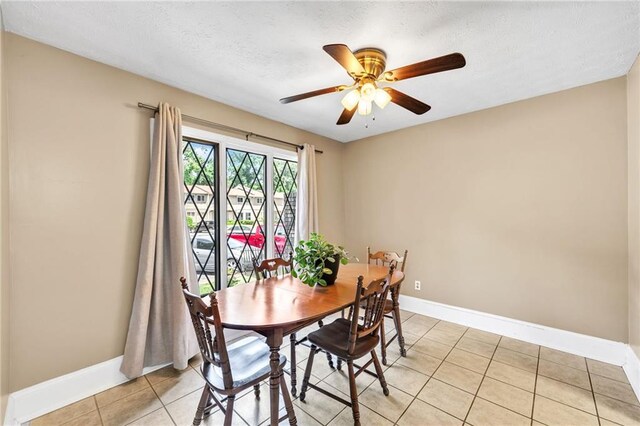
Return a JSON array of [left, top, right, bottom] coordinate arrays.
[[391, 287, 407, 357], [267, 329, 297, 425], [290, 333, 297, 397]]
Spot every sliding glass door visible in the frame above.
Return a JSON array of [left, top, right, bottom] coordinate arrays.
[[226, 149, 267, 286], [273, 158, 297, 259], [182, 127, 297, 295], [183, 138, 218, 294]]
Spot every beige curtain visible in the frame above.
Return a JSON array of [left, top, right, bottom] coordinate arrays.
[[295, 143, 319, 242], [121, 103, 199, 378]]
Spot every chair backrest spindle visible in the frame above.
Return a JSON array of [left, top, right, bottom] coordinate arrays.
[[180, 278, 234, 389], [346, 264, 395, 355]]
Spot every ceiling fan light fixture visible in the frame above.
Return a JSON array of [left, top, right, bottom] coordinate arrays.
[[357, 99, 372, 116], [341, 89, 360, 111], [280, 44, 466, 125], [360, 82, 377, 102], [374, 88, 392, 109]]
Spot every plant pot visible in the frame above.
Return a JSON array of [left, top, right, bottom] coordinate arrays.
[[321, 255, 341, 286]]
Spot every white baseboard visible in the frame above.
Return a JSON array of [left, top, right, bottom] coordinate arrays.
[[4, 357, 170, 426], [3, 328, 251, 426], [399, 295, 628, 366], [400, 295, 640, 407], [624, 346, 640, 402]]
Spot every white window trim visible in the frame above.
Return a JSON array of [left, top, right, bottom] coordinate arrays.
[[182, 125, 297, 289]]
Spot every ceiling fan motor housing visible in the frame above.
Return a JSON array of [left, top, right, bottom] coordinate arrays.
[[353, 48, 387, 79]]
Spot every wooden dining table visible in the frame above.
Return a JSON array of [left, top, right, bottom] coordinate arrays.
[[215, 263, 405, 426]]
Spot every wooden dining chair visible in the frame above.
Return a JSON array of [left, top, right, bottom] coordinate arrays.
[[298, 266, 395, 426], [254, 254, 292, 279], [180, 278, 295, 426], [254, 254, 330, 397], [368, 247, 409, 364]]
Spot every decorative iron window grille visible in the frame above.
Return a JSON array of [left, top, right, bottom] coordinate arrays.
[[273, 158, 298, 259], [183, 139, 217, 295], [226, 149, 267, 285]]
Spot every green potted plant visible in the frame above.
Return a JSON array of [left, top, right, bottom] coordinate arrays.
[[292, 233, 349, 286]]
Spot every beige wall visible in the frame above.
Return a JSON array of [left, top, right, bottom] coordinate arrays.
[[0, 27, 10, 419], [629, 55, 640, 357], [343, 78, 629, 341], [4, 34, 345, 391]]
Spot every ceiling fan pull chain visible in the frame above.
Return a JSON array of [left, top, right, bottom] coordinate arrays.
[[366, 114, 376, 129]]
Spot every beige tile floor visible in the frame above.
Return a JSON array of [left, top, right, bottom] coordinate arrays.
[[27, 311, 640, 426]]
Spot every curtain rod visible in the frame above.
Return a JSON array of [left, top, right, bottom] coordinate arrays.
[[137, 102, 323, 154]]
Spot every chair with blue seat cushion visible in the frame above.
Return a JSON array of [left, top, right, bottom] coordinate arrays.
[[180, 277, 294, 426]]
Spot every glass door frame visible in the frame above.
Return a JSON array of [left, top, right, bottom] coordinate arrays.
[[183, 125, 297, 289], [183, 136, 220, 293]]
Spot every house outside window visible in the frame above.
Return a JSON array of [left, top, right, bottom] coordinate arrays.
[[237, 196, 244, 203]]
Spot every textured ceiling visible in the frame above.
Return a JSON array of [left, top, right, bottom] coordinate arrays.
[[2, 1, 639, 143]]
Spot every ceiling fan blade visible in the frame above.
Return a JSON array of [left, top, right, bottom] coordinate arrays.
[[279, 85, 346, 104], [385, 53, 466, 82], [336, 107, 356, 125], [384, 88, 431, 115], [323, 44, 366, 77]]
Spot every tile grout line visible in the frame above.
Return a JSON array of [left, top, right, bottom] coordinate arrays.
[[30, 398, 99, 426], [530, 343, 541, 426], [342, 317, 441, 425], [332, 314, 440, 424], [325, 317, 441, 424], [477, 344, 603, 395], [431, 357, 542, 420], [55, 396, 103, 426], [401, 325, 537, 423], [478, 338, 620, 422], [459, 339, 604, 422], [529, 360, 618, 420], [93, 395, 106, 426], [141, 373, 179, 426], [410, 330, 537, 413], [587, 374, 640, 409], [401, 335, 546, 398], [390, 319, 469, 425], [462, 334, 502, 425], [96, 387, 154, 426], [289, 320, 361, 426], [585, 359, 602, 426], [585, 366, 631, 386], [297, 379, 355, 425], [58, 374, 171, 426], [588, 370, 633, 386]]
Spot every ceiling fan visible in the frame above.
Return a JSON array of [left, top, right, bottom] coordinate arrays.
[[279, 44, 466, 125]]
